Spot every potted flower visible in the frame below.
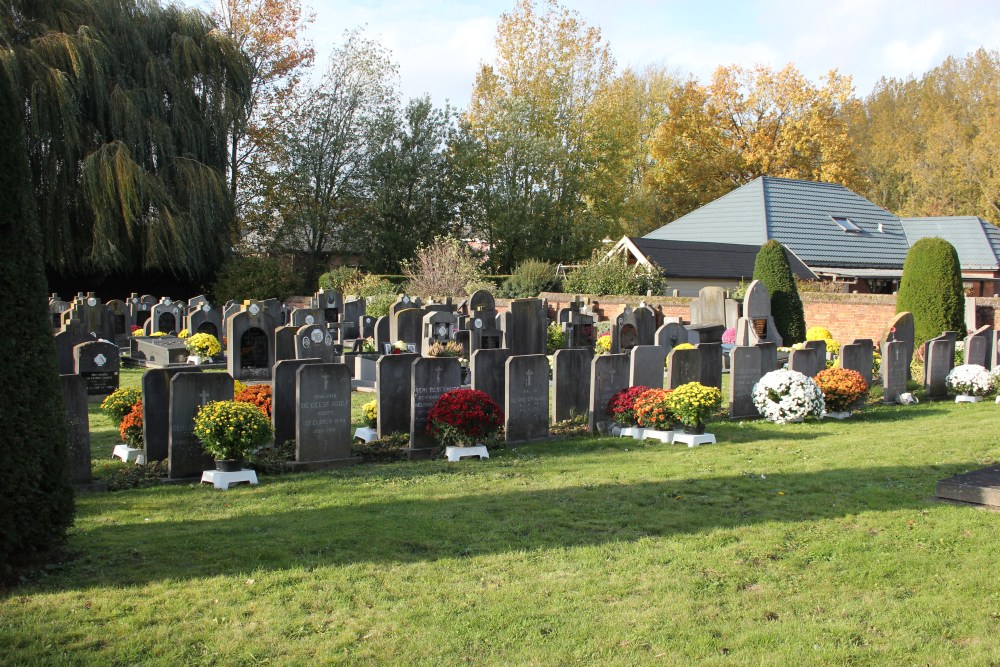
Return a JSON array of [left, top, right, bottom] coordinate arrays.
[[606, 385, 651, 437], [356, 400, 378, 442], [193, 400, 273, 471], [946, 364, 993, 402], [814, 368, 868, 418], [235, 384, 273, 418], [185, 332, 221, 364], [360, 337, 378, 354], [426, 341, 464, 357], [667, 382, 723, 441], [391, 340, 410, 354], [100, 386, 142, 427], [427, 388, 503, 456], [752, 369, 825, 424], [595, 334, 611, 355], [632, 388, 675, 442], [119, 400, 144, 450]]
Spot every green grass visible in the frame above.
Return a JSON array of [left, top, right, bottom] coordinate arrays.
[[3, 371, 1000, 664]]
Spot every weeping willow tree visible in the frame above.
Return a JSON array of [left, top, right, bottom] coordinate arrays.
[[0, 0, 251, 279]]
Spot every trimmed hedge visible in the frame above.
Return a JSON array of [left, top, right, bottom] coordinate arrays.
[[753, 240, 806, 344], [897, 237, 965, 348], [0, 66, 75, 575]]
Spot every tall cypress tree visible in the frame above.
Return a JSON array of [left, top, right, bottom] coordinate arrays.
[[753, 240, 807, 344], [0, 63, 74, 575], [896, 237, 966, 348]]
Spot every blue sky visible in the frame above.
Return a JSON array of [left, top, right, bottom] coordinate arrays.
[[180, 0, 1000, 106]]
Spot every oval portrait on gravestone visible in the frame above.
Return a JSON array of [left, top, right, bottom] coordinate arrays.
[[87, 297, 97, 306], [302, 338, 311, 349], [310, 329, 324, 343], [204, 304, 211, 312], [438, 324, 447, 337], [474, 318, 483, 329], [305, 315, 315, 325], [164, 298, 171, 305], [132, 297, 138, 303], [249, 304, 260, 316], [141, 304, 148, 310], [324, 333, 333, 346]]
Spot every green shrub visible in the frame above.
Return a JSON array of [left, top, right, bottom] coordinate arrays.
[[342, 273, 399, 318], [546, 322, 567, 354], [0, 65, 74, 575], [319, 266, 362, 293], [896, 237, 965, 349], [501, 259, 561, 297], [106, 460, 166, 492], [562, 251, 666, 296], [402, 236, 485, 298], [352, 432, 410, 463], [212, 255, 306, 303], [753, 240, 806, 344]]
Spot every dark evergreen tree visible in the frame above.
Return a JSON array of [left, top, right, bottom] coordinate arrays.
[[0, 63, 74, 576], [753, 240, 806, 344], [896, 237, 966, 348]]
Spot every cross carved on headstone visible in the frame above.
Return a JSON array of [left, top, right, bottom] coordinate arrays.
[[434, 366, 443, 385], [199, 389, 210, 406], [525, 368, 534, 387], [323, 374, 329, 391]]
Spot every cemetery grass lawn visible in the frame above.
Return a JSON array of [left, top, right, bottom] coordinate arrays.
[[4, 374, 1000, 663]]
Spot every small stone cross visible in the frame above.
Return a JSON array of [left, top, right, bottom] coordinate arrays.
[[525, 368, 534, 387], [323, 374, 329, 391], [434, 366, 443, 385], [199, 389, 210, 406]]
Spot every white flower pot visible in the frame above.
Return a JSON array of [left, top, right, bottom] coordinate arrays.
[[955, 394, 983, 403]]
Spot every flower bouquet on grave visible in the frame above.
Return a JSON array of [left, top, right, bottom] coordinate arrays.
[[606, 385, 651, 435], [426, 341, 463, 358], [946, 364, 992, 402], [595, 334, 611, 355], [721, 327, 737, 345], [235, 384, 273, 418], [633, 388, 675, 441], [813, 368, 868, 417], [665, 342, 695, 368], [194, 400, 273, 471], [752, 369, 825, 424], [119, 400, 144, 449], [362, 400, 378, 429], [100, 387, 142, 427], [427, 389, 503, 449], [178, 328, 190, 339], [130, 325, 142, 335], [391, 340, 408, 354], [185, 332, 221, 361], [666, 382, 722, 434], [360, 337, 378, 353]]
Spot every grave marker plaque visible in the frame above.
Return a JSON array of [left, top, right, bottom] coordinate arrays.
[[168, 372, 233, 478], [410, 357, 461, 451], [588, 354, 629, 431], [376, 353, 418, 438], [295, 363, 354, 463], [505, 355, 550, 442], [73, 340, 120, 399], [553, 348, 592, 423]]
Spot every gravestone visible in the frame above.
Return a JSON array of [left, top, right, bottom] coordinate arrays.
[[188, 303, 222, 340], [74, 293, 115, 340], [376, 353, 418, 438], [273, 325, 299, 363], [506, 298, 547, 356], [789, 340, 826, 379], [686, 323, 726, 345], [295, 363, 355, 464], [697, 342, 724, 389], [272, 358, 322, 448], [295, 324, 339, 363], [360, 315, 376, 340], [260, 299, 284, 329], [728, 346, 765, 419], [150, 298, 183, 334], [313, 289, 344, 325], [342, 298, 365, 339], [73, 340, 120, 399], [227, 302, 277, 381], [391, 294, 422, 316], [410, 357, 462, 452], [735, 280, 782, 347], [552, 348, 593, 423], [924, 332, 957, 399], [840, 339, 874, 387], [53, 325, 96, 374], [505, 355, 550, 442], [666, 347, 701, 389], [619, 323, 638, 352], [690, 286, 727, 326], [289, 307, 324, 328], [758, 341, 778, 376], [964, 325, 992, 367], [630, 304, 658, 346], [629, 345, 666, 390], [881, 312, 915, 375], [655, 322, 688, 356], [142, 367, 201, 463], [60, 374, 92, 484], [106, 299, 131, 347], [49, 298, 71, 329], [471, 348, 513, 409], [187, 294, 210, 310], [373, 316, 390, 352], [392, 308, 424, 351], [129, 294, 156, 331], [588, 354, 629, 431], [422, 310, 460, 356], [130, 335, 189, 367], [168, 372, 233, 478], [881, 340, 908, 404]]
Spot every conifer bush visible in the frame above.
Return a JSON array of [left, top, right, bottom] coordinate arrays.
[[753, 240, 806, 344], [896, 237, 965, 348], [502, 259, 562, 297]]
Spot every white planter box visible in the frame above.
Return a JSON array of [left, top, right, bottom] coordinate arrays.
[[446, 445, 489, 462], [672, 432, 716, 447], [640, 429, 674, 444], [824, 411, 852, 420], [619, 426, 642, 438], [112, 444, 144, 463], [354, 427, 377, 442], [956, 394, 983, 403], [201, 469, 258, 490]]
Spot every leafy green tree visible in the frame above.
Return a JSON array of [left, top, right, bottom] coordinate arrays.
[[1, 0, 251, 280], [0, 63, 74, 575], [211, 256, 305, 303], [752, 240, 806, 344], [896, 237, 966, 348]]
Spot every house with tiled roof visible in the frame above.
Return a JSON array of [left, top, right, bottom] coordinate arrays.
[[611, 176, 1000, 296]]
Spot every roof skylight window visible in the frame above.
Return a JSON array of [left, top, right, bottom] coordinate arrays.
[[831, 216, 861, 233]]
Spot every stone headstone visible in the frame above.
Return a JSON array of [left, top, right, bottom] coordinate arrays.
[[588, 354, 629, 431], [60, 374, 92, 483], [49, 299, 71, 329], [728, 346, 764, 418], [295, 363, 354, 463], [881, 312, 915, 373], [506, 299, 547, 356], [552, 348, 592, 423], [421, 310, 460, 356], [666, 347, 701, 389], [142, 367, 201, 463], [697, 342, 723, 389], [73, 340, 120, 399], [840, 339, 874, 387], [314, 289, 344, 324], [964, 325, 992, 367], [106, 299, 131, 347], [685, 323, 725, 345], [274, 324, 298, 363], [655, 322, 687, 356], [735, 280, 782, 347], [373, 316, 390, 352], [168, 371, 234, 478], [392, 308, 424, 350], [410, 357, 462, 451], [505, 355, 550, 442], [227, 303, 277, 381], [295, 324, 339, 363], [54, 325, 96, 375], [290, 307, 324, 328], [692, 286, 726, 326], [360, 315, 376, 340], [924, 332, 957, 399], [272, 358, 322, 448], [471, 348, 513, 409], [629, 345, 665, 390], [341, 297, 365, 339], [468, 290, 495, 312], [881, 340, 908, 404], [151, 299, 183, 335], [188, 303, 222, 340], [376, 353, 418, 438]]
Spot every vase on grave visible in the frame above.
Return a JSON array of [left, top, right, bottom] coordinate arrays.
[[682, 422, 706, 435], [215, 458, 243, 472]]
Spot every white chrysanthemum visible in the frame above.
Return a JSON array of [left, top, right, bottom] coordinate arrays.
[[752, 369, 826, 424], [946, 364, 993, 396]]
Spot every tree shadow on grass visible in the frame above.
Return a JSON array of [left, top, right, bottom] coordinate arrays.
[[25, 461, 979, 594]]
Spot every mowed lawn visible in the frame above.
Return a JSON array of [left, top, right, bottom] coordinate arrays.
[[3, 370, 1000, 665]]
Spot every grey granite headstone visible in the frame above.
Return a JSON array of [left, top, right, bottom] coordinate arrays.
[[655, 322, 687, 356], [505, 355, 550, 442], [227, 303, 277, 381], [295, 363, 354, 463], [295, 323, 339, 363], [151, 299, 183, 335], [54, 325, 96, 375], [142, 367, 201, 463], [694, 286, 726, 326], [410, 357, 462, 451], [60, 374, 92, 483], [736, 280, 782, 347], [553, 348, 593, 423], [630, 345, 665, 390], [758, 342, 778, 374], [73, 340, 120, 399], [289, 307, 324, 328], [964, 325, 992, 367], [505, 298, 547, 356], [471, 348, 513, 409], [273, 325, 298, 363], [881, 312, 915, 373], [374, 316, 390, 352], [376, 353, 418, 438], [392, 308, 424, 350], [666, 348, 701, 389], [188, 303, 222, 340], [840, 339, 874, 387], [728, 346, 764, 419], [881, 340, 908, 404], [106, 299, 131, 347], [925, 332, 957, 399], [789, 344, 824, 379], [272, 358, 322, 448], [168, 372, 234, 478], [697, 342, 723, 389], [588, 353, 629, 431]]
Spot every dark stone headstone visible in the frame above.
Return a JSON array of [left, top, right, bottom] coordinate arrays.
[[552, 348, 592, 423], [881, 312, 915, 372], [789, 344, 823, 379], [295, 324, 339, 363], [274, 325, 298, 363], [588, 353, 629, 431], [410, 357, 461, 451], [142, 368, 201, 463], [728, 346, 764, 419], [60, 374, 92, 483], [376, 353, 418, 438], [107, 299, 131, 347], [666, 348, 701, 389], [342, 298, 365, 339], [289, 307, 324, 327], [374, 316, 390, 352], [273, 358, 322, 448], [629, 345, 665, 390], [505, 355, 550, 442], [655, 322, 687, 356], [964, 325, 992, 368], [925, 332, 957, 399], [168, 372, 233, 478], [881, 340, 908, 404], [840, 339, 874, 387], [295, 363, 354, 463], [73, 340, 120, 399], [697, 342, 723, 389], [188, 303, 222, 341], [471, 348, 513, 408], [393, 308, 424, 349], [227, 303, 277, 381], [507, 298, 547, 356], [54, 326, 96, 375]]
